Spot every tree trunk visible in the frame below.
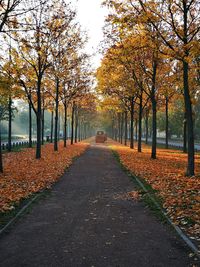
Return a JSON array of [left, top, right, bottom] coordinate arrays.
[[87, 125, 90, 139], [54, 77, 59, 151], [128, 123, 130, 142], [118, 113, 121, 142], [114, 126, 117, 141], [138, 93, 143, 152], [29, 100, 32, 148], [75, 108, 78, 143], [50, 110, 54, 143], [84, 123, 87, 140], [0, 122, 3, 173], [8, 96, 12, 152], [63, 102, 67, 147], [111, 119, 114, 139], [151, 60, 157, 159], [130, 97, 134, 149], [145, 110, 149, 144], [120, 113, 124, 144], [82, 124, 84, 140], [71, 103, 75, 145], [124, 111, 128, 146], [135, 119, 138, 142], [165, 96, 169, 149], [151, 98, 157, 159], [36, 77, 42, 159], [183, 112, 187, 153], [41, 108, 44, 145], [183, 60, 195, 175], [58, 112, 60, 141], [78, 120, 81, 142], [81, 122, 83, 141]]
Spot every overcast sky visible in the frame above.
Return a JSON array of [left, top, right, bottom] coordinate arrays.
[[72, 0, 108, 68]]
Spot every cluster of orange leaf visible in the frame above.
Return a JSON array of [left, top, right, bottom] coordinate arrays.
[[110, 141, 200, 245], [0, 142, 88, 212]]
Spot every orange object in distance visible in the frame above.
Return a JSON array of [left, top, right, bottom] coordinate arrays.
[[95, 131, 107, 143]]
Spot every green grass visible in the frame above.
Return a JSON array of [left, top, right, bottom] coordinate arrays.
[[0, 194, 37, 229], [0, 189, 52, 232]]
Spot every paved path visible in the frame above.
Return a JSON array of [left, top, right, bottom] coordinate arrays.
[[0, 144, 195, 266]]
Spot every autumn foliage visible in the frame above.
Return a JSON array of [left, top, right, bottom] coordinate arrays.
[[109, 141, 200, 244], [0, 142, 88, 212]]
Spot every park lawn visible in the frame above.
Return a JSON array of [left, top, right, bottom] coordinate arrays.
[[110, 140, 200, 245], [0, 141, 89, 212]]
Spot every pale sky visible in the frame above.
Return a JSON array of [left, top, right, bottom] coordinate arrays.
[[72, 0, 108, 68]]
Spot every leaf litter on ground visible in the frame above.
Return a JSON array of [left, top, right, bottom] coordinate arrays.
[[0, 141, 88, 212]]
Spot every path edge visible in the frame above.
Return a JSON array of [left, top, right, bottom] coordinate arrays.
[[0, 145, 89, 236], [112, 149, 200, 260], [0, 193, 41, 236]]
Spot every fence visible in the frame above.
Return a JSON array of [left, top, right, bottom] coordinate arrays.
[[1, 140, 37, 151]]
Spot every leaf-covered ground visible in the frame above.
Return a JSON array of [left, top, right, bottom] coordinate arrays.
[[110, 141, 200, 247], [0, 142, 88, 212]]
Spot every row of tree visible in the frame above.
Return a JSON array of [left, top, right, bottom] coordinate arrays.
[[0, 0, 96, 172], [97, 0, 200, 176]]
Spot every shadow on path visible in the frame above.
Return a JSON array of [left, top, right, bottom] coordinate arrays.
[[0, 144, 195, 266]]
